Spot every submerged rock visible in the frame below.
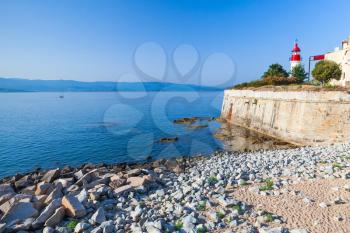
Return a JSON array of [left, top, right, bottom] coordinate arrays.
[[157, 137, 178, 143]]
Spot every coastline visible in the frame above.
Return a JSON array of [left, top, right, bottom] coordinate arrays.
[[1, 143, 350, 232]]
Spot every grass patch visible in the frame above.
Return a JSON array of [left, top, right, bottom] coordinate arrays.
[[66, 219, 78, 230], [264, 213, 274, 222], [197, 226, 206, 233], [232, 204, 242, 213], [259, 178, 274, 191], [239, 179, 248, 186], [174, 220, 183, 231], [207, 176, 218, 185], [196, 201, 206, 211], [216, 211, 225, 220], [332, 162, 343, 169]]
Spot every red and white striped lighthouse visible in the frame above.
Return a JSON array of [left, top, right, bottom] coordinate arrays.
[[290, 40, 301, 71]]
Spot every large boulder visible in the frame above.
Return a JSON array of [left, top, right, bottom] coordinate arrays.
[[45, 183, 63, 204], [109, 175, 126, 189], [0, 184, 14, 197], [44, 206, 65, 227], [0, 194, 32, 213], [32, 198, 62, 228], [62, 195, 86, 218], [1, 202, 38, 224], [0, 193, 14, 206], [14, 175, 33, 190], [114, 185, 133, 195], [35, 182, 54, 195], [42, 169, 60, 183], [75, 169, 97, 186]]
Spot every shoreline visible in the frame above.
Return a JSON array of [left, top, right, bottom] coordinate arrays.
[[1, 143, 350, 232]]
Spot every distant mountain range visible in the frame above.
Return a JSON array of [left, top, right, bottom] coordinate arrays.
[[0, 78, 222, 92]]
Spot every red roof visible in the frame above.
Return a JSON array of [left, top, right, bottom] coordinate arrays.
[[292, 43, 301, 52]]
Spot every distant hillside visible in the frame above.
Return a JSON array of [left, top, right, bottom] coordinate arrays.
[[0, 78, 222, 92]]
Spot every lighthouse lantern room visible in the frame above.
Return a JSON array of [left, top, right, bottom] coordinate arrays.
[[290, 40, 301, 71]]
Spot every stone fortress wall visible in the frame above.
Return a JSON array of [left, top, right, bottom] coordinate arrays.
[[221, 89, 350, 145]]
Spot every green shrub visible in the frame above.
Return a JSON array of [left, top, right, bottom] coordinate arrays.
[[312, 60, 342, 85], [232, 204, 242, 213], [264, 213, 274, 222], [207, 176, 218, 185], [332, 162, 343, 169], [216, 211, 225, 220], [196, 201, 206, 211], [291, 65, 308, 83], [262, 63, 289, 78], [324, 83, 337, 89], [174, 220, 183, 231], [233, 76, 299, 89], [66, 219, 78, 230], [263, 76, 299, 85], [197, 226, 206, 233], [259, 178, 274, 191]]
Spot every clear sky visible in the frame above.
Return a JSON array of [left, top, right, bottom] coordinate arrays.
[[1, 0, 350, 85]]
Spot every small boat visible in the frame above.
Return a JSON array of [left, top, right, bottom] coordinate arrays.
[[59, 95, 64, 99]]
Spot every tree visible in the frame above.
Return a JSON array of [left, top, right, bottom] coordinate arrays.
[[262, 63, 289, 79], [291, 65, 308, 83], [312, 60, 342, 85]]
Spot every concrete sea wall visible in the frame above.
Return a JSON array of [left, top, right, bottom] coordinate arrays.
[[221, 89, 350, 145]]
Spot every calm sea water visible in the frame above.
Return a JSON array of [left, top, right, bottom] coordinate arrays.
[[0, 91, 223, 177]]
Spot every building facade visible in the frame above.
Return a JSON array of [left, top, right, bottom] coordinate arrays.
[[327, 36, 350, 87]]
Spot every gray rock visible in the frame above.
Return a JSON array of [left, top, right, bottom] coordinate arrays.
[[127, 168, 141, 177], [0, 184, 14, 196], [145, 223, 161, 233], [1, 202, 38, 223], [130, 205, 142, 221], [75, 169, 97, 186], [43, 226, 55, 233], [319, 202, 328, 208], [290, 229, 308, 233], [74, 222, 90, 233], [42, 169, 60, 183], [91, 207, 106, 225], [35, 182, 54, 195], [114, 185, 133, 195], [0, 193, 14, 206], [182, 215, 196, 233], [76, 189, 88, 203], [0, 223, 5, 233], [91, 227, 103, 233], [55, 227, 71, 233], [100, 220, 114, 233], [45, 183, 63, 204], [5, 217, 34, 232], [45, 206, 65, 227], [259, 227, 283, 233], [32, 198, 62, 228]]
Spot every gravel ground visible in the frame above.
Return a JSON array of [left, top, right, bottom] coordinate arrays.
[[1, 143, 350, 233]]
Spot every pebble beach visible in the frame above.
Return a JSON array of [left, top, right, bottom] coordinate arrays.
[[1, 143, 350, 233]]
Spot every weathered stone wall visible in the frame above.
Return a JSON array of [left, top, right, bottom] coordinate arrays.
[[221, 89, 350, 145]]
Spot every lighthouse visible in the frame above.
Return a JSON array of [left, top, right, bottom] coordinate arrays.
[[290, 40, 301, 71]]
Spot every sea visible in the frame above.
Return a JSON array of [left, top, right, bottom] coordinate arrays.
[[0, 91, 224, 177]]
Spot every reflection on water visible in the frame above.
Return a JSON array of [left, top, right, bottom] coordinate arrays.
[[214, 120, 296, 152]]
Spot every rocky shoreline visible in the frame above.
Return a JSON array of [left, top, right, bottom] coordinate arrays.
[[1, 143, 350, 233]]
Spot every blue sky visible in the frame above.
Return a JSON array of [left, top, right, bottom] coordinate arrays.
[[1, 0, 350, 85]]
